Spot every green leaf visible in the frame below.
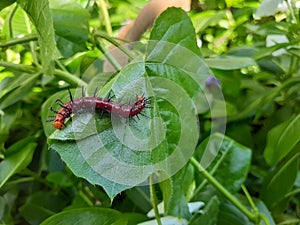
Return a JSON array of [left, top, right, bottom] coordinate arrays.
[[254, 199, 276, 225], [19, 191, 68, 225], [123, 213, 147, 225], [253, 43, 291, 60], [160, 165, 194, 219], [189, 196, 220, 225], [192, 10, 226, 33], [0, 103, 20, 145], [149, 7, 201, 56], [0, 73, 40, 110], [225, 0, 244, 8], [264, 114, 300, 166], [261, 154, 299, 208], [51, 2, 89, 57], [194, 133, 252, 198], [50, 139, 131, 200], [17, 0, 59, 75], [0, 0, 16, 11], [40, 208, 127, 225], [125, 187, 152, 213], [217, 200, 252, 225], [0, 137, 36, 188], [205, 56, 257, 70], [213, 70, 241, 97], [46, 172, 73, 187], [48, 59, 199, 198], [0, 193, 15, 225], [2, 6, 32, 37], [47, 8, 209, 200]]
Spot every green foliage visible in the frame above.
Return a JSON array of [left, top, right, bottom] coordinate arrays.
[[264, 114, 300, 166], [194, 133, 252, 197], [17, 0, 59, 75], [0, 137, 36, 188], [51, 1, 90, 58], [0, 0, 299, 224], [40, 208, 127, 225]]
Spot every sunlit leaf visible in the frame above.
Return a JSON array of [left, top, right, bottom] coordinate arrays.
[[0, 73, 40, 110], [17, 0, 59, 75], [0, 138, 36, 188], [192, 10, 226, 33], [148, 7, 201, 56]]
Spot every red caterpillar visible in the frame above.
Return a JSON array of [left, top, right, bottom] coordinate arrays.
[[49, 88, 151, 129]]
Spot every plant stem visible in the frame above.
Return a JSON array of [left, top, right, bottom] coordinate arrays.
[[259, 213, 271, 225], [79, 190, 94, 207], [190, 157, 260, 224], [0, 61, 87, 87], [97, 0, 113, 36], [0, 61, 38, 73], [192, 142, 232, 199], [149, 175, 162, 225], [284, 187, 300, 198], [95, 31, 135, 59], [54, 69, 88, 87], [0, 35, 38, 48], [96, 41, 122, 71]]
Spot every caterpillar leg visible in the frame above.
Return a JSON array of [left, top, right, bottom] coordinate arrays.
[[67, 88, 74, 103], [50, 106, 65, 117], [46, 115, 56, 122], [50, 106, 59, 114], [106, 90, 115, 102], [138, 112, 150, 119], [99, 110, 104, 119], [93, 87, 99, 97], [82, 86, 86, 97], [55, 99, 68, 109]]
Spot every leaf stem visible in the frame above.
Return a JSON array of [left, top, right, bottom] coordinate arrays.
[[149, 175, 162, 225], [241, 185, 257, 212], [242, 185, 270, 225], [190, 157, 260, 224]]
